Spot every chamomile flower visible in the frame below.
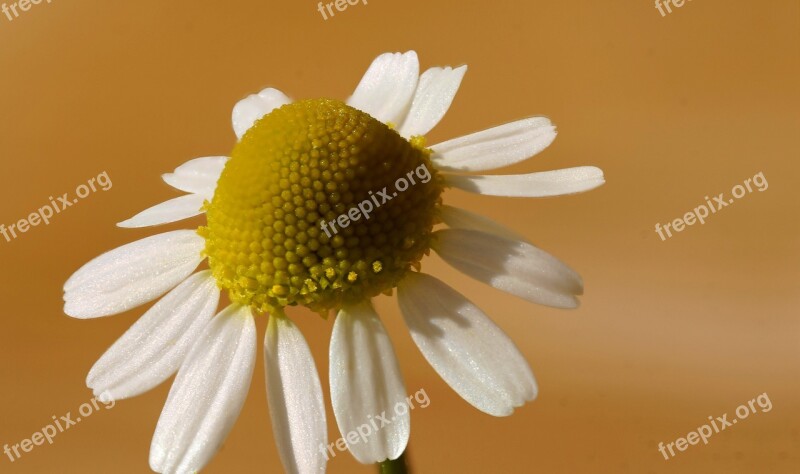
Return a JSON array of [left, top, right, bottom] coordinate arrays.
[[64, 51, 604, 474]]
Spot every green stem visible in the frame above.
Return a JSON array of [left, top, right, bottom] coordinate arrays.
[[378, 451, 409, 474]]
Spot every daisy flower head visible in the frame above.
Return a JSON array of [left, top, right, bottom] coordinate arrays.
[[64, 51, 604, 473]]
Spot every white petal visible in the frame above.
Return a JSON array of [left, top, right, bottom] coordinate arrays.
[[430, 117, 556, 172], [161, 156, 229, 198], [397, 272, 537, 416], [330, 301, 409, 464], [117, 194, 207, 228], [265, 316, 328, 474], [434, 228, 582, 309], [398, 65, 467, 138], [440, 205, 527, 242], [346, 51, 419, 125], [150, 305, 256, 474], [446, 166, 605, 198], [64, 230, 206, 319], [232, 87, 292, 139], [86, 271, 220, 400]]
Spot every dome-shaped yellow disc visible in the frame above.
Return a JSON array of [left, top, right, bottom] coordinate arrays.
[[201, 99, 444, 316]]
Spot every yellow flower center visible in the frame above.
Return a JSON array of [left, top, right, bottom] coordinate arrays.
[[201, 99, 444, 316]]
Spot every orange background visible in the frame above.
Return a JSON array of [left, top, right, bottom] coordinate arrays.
[[1, 1, 798, 472]]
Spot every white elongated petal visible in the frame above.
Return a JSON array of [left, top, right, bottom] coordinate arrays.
[[440, 205, 527, 242], [265, 316, 327, 474], [86, 271, 220, 400], [434, 228, 583, 309], [117, 193, 207, 228], [64, 230, 205, 319], [430, 117, 556, 171], [232, 87, 292, 139], [398, 65, 467, 138], [161, 156, 229, 198], [446, 166, 605, 198], [330, 301, 408, 464], [397, 272, 537, 416], [346, 51, 419, 125], [150, 305, 256, 474]]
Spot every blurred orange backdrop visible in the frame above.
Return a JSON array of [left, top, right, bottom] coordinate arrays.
[[0, 0, 798, 473]]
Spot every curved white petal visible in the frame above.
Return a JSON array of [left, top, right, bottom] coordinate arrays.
[[330, 301, 409, 464], [162, 156, 229, 199], [440, 205, 527, 242], [430, 117, 556, 172], [397, 272, 537, 416], [117, 193, 207, 228], [86, 271, 220, 400], [398, 65, 467, 138], [346, 51, 419, 125], [64, 230, 206, 319], [232, 87, 292, 139], [150, 305, 256, 474], [434, 228, 582, 309], [446, 166, 605, 198], [265, 316, 328, 474]]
